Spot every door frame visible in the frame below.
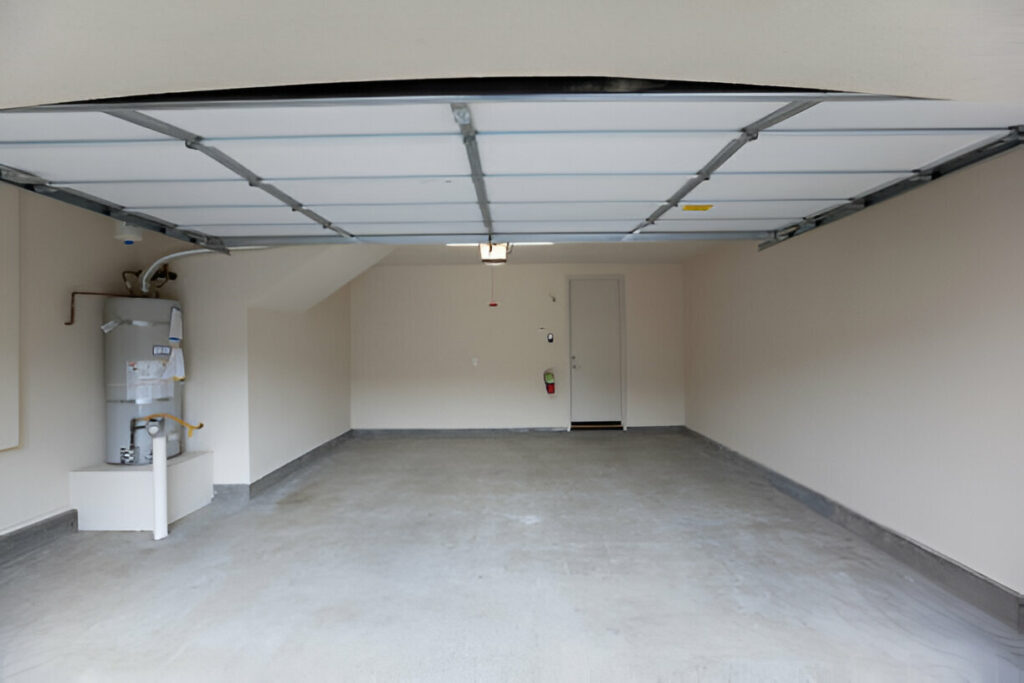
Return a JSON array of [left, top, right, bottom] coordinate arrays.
[[567, 275, 627, 428]]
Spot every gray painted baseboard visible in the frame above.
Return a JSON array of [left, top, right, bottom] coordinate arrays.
[[241, 428, 565, 496], [681, 427, 1024, 632], [350, 427, 567, 438], [234, 426, 663, 499], [247, 431, 356, 499], [0, 509, 78, 566], [212, 484, 251, 504]]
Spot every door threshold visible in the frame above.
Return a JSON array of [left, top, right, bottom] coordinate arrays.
[[570, 421, 624, 431]]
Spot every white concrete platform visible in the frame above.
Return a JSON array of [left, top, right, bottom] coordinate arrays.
[[69, 451, 213, 531]]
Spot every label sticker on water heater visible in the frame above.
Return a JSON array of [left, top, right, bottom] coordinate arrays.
[[152, 345, 171, 357], [127, 360, 173, 403]]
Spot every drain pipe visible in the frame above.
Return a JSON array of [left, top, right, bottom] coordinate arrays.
[[140, 246, 266, 294], [146, 417, 169, 541], [133, 413, 204, 540]]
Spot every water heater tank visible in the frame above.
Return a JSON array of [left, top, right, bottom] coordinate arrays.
[[104, 298, 184, 465]]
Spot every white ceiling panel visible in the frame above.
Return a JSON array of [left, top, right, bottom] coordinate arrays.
[[774, 101, 1024, 130], [345, 222, 486, 236], [486, 175, 685, 202], [661, 199, 841, 220], [314, 203, 482, 223], [0, 141, 236, 182], [57, 180, 280, 207], [143, 104, 459, 138], [495, 220, 630, 233], [213, 136, 470, 178], [471, 101, 783, 132], [272, 176, 477, 204], [0, 112, 165, 141], [479, 133, 733, 174], [721, 131, 1000, 173], [650, 218, 791, 232], [491, 202, 658, 221], [691, 172, 910, 200], [202, 224, 336, 238], [141, 205, 306, 226]]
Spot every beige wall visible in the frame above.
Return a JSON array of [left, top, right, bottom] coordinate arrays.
[[683, 148, 1024, 593], [2, 2, 1023, 108], [0, 198, 374, 531], [351, 263, 685, 429], [171, 252, 254, 484], [247, 286, 352, 483], [0, 188, 180, 533], [0, 184, 19, 450], [173, 245, 386, 484]]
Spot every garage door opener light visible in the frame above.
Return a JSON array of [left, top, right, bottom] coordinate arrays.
[[480, 242, 511, 265]]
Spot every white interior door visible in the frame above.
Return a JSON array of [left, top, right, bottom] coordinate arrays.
[[569, 278, 623, 423]]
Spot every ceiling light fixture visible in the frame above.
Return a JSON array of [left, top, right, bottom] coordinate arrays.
[[479, 242, 510, 265], [448, 241, 552, 248]]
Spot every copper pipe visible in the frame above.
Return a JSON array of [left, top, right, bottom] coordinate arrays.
[[64, 292, 138, 326]]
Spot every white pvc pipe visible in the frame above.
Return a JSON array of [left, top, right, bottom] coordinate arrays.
[[140, 246, 267, 294], [152, 429, 168, 541], [140, 249, 213, 294]]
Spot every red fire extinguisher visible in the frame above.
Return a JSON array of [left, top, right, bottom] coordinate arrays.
[[544, 370, 556, 394]]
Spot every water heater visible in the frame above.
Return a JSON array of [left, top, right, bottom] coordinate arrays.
[[103, 298, 184, 465]]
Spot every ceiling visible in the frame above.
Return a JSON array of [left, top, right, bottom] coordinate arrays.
[[380, 242, 714, 266], [2, 91, 1023, 253], [4, 4, 1022, 109]]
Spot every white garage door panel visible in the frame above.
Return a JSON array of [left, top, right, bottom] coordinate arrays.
[[496, 220, 631, 233], [272, 177, 477, 204], [315, 203, 482, 223], [692, 172, 911, 201], [486, 175, 685, 202], [478, 133, 733, 174], [722, 132, 1002, 173], [491, 202, 659, 221], [58, 180, 279, 208], [471, 101, 783, 132], [144, 205, 304, 226], [651, 218, 791, 232], [144, 104, 459, 138], [0, 112, 164, 141], [661, 199, 841, 220], [203, 224, 333, 237], [345, 222, 486, 236], [775, 101, 1024, 131], [0, 141, 236, 182], [213, 137, 470, 178], [1, 96, 1021, 245]]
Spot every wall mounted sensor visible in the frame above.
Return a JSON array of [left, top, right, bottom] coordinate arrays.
[[114, 221, 143, 245]]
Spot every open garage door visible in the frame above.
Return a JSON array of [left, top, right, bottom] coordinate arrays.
[[2, 79, 1023, 253]]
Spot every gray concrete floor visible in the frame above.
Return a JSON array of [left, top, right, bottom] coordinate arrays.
[[1, 430, 1022, 682]]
